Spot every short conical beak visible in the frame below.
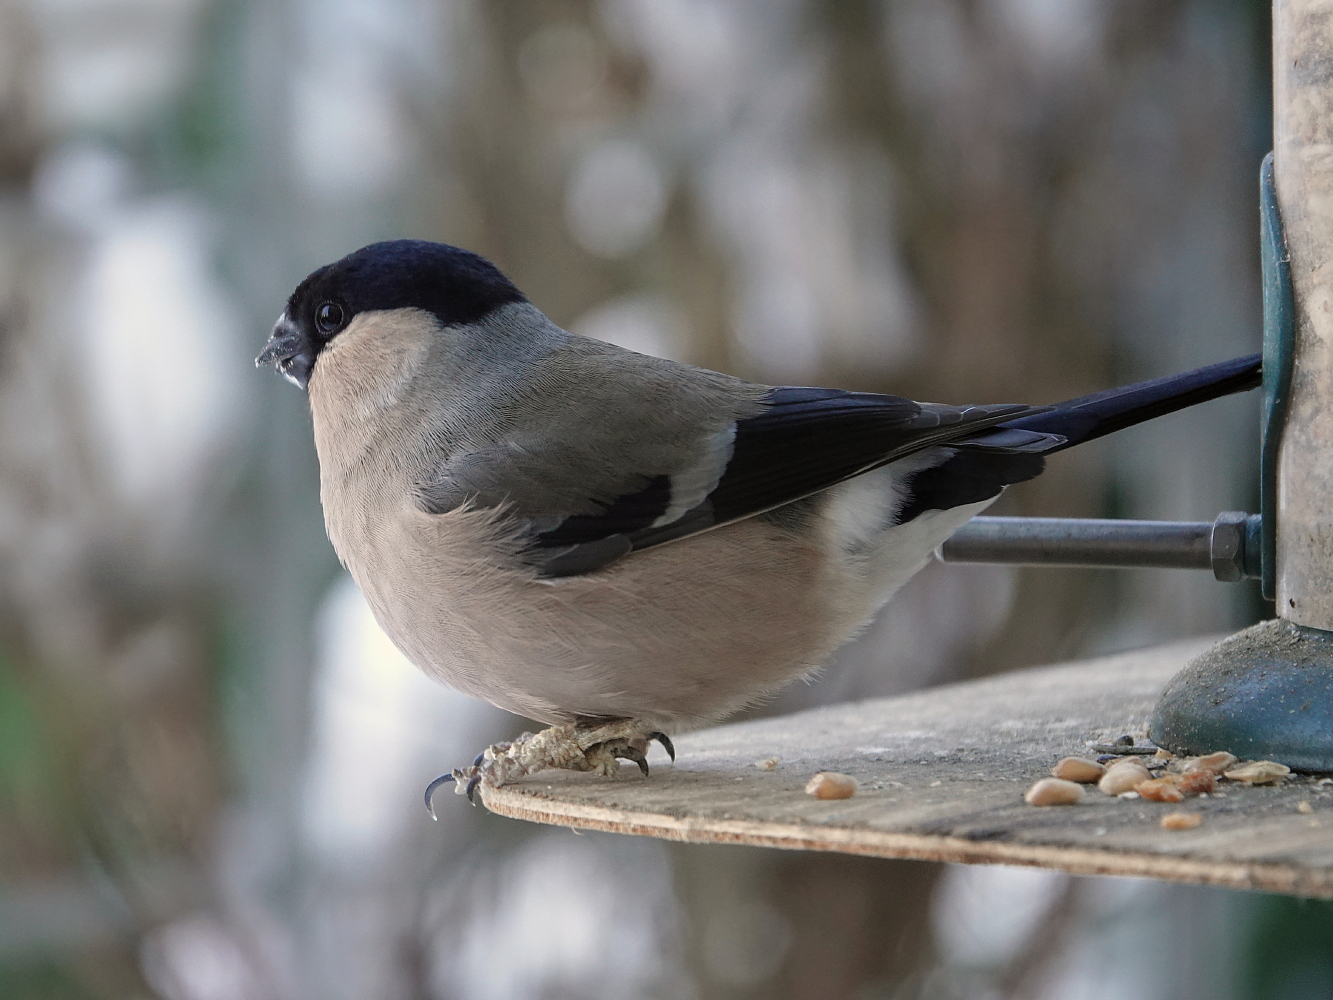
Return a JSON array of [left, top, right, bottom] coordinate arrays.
[[256, 313, 315, 390]]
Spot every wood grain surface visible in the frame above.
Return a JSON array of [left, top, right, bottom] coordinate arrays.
[[482, 638, 1333, 897]]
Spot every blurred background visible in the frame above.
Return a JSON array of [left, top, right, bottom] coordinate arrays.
[[0, 0, 1329, 997]]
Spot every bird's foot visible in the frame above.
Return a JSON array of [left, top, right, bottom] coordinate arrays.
[[426, 720, 675, 812]]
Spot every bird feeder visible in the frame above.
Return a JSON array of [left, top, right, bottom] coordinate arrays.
[[1149, 8, 1333, 768], [939, 4, 1333, 773], [941, 143, 1333, 771], [467, 2, 1333, 897]]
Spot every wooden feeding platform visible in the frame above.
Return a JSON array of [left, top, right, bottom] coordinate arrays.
[[482, 638, 1333, 898]]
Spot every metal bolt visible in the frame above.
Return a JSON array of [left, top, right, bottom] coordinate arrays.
[[1210, 511, 1251, 582]]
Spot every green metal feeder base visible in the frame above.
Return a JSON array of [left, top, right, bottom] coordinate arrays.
[[1150, 619, 1333, 772]]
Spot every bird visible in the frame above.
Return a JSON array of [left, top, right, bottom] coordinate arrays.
[[257, 239, 1261, 806]]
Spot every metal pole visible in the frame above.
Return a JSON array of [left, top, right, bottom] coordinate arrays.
[[1273, 0, 1333, 630], [939, 517, 1212, 569], [937, 513, 1258, 580]]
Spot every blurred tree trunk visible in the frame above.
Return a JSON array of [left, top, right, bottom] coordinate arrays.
[[0, 5, 224, 997]]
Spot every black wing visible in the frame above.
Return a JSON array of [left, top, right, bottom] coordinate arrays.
[[531, 352, 1263, 577], [533, 387, 1038, 577]]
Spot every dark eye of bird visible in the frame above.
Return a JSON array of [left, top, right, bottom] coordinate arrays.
[[315, 301, 345, 334]]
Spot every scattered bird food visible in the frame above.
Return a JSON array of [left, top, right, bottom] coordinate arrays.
[[1051, 757, 1105, 783], [1099, 760, 1151, 795], [1022, 740, 1299, 826], [1224, 760, 1291, 785], [1025, 778, 1084, 806], [755, 757, 780, 771], [805, 771, 858, 800], [1137, 778, 1187, 803], [1175, 769, 1217, 796], [1183, 751, 1237, 775], [1160, 811, 1203, 831]]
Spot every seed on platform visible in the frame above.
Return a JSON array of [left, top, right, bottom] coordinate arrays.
[[1223, 761, 1291, 785], [1098, 760, 1150, 795], [1161, 811, 1202, 831], [1137, 778, 1186, 803], [805, 771, 858, 799], [1051, 757, 1105, 783], [1175, 769, 1216, 796], [1184, 751, 1237, 775], [1025, 778, 1084, 806]]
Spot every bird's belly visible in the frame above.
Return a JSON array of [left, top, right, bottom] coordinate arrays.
[[338, 506, 840, 729], [338, 484, 991, 732]]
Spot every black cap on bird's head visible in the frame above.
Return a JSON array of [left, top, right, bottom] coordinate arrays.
[[256, 240, 527, 389]]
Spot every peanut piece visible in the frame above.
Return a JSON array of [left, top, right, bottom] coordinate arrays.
[[1223, 761, 1291, 785], [1175, 769, 1216, 796], [1184, 751, 1237, 775], [1098, 760, 1150, 795], [805, 771, 858, 799], [1138, 778, 1186, 802], [1025, 778, 1084, 806], [1051, 757, 1105, 783], [1161, 811, 1202, 831]]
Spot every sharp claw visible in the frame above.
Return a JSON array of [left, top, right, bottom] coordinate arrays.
[[472, 751, 486, 767], [649, 732, 675, 762], [424, 773, 456, 820], [465, 771, 483, 805], [619, 744, 650, 777]]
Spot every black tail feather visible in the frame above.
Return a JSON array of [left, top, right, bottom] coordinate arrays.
[[997, 352, 1261, 454], [897, 353, 1261, 523]]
